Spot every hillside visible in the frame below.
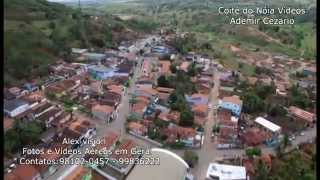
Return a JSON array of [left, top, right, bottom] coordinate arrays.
[[97, 0, 316, 61], [4, 0, 150, 86]]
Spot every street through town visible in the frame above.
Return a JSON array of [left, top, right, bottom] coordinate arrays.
[[47, 35, 316, 180], [48, 36, 156, 180]]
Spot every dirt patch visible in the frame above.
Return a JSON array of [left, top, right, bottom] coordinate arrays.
[[247, 27, 281, 44]]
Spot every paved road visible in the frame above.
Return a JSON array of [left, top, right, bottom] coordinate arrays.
[[47, 36, 157, 180], [48, 36, 317, 180], [189, 68, 220, 180], [172, 67, 317, 180]]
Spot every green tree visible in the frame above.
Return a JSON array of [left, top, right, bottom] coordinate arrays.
[[245, 147, 262, 158], [4, 129, 21, 155], [187, 62, 198, 77], [254, 84, 275, 99], [253, 159, 270, 180], [49, 21, 56, 29], [183, 150, 199, 168], [157, 75, 170, 87], [268, 104, 287, 117], [289, 85, 311, 109], [168, 89, 189, 112], [170, 64, 177, 73], [242, 93, 265, 113], [212, 124, 220, 134], [5, 120, 44, 155], [179, 110, 194, 127]]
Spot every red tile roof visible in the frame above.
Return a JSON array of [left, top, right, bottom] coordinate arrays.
[[222, 95, 243, 106], [164, 126, 196, 142], [243, 159, 255, 175], [107, 85, 123, 95], [156, 87, 174, 93], [111, 139, 136, 160], [158, 112, 170, 122], [137, 87, 158, 96], [218, 127, 237, 142], [4, 172, 19, 180], [96, 132, 120, 151], [21, 91, 45, 104], [194, 116, 206, 126], [289, 106, 316, 123], [132, 102, 148, 114], [259, 154, 272, 168], [65, 166, 89, 180], [127, 122, 147, 134], [158, 111, 180, 124], [241, 128, 269, 146], [92, 104, 114, 114], [4, 117, 14, 131], [192, 104, 208, 117], [8, 164, 40, 180]]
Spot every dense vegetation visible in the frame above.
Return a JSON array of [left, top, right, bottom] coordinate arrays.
[[4, 0, 155, 86], [5, 120, 45, 156], [251, 143, 316, 180], [98, 0, 316, 67]]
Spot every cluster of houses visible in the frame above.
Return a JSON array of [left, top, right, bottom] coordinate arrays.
[[3, 35, 154, 179], [3, 30, 316, 180], [125, 47, 220, 148], [4, 91, 97, 179], [214, 46, 317, 149]]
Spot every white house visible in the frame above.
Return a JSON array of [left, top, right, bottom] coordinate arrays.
[[254, 117, 281, 134], [206, 163, 247, 180], [4, 99, 30, 118]]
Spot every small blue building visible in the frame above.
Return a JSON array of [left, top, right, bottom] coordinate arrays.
[[23, 83, 39, 92], [219, 95, 243, 117]]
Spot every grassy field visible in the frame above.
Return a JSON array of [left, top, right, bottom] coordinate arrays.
[[4, 0, 154, 86], [98, 0, 316, 61]]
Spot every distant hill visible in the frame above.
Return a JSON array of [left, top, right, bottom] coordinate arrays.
[[4, 0, 149, 86], [128, 0, 316, 60]]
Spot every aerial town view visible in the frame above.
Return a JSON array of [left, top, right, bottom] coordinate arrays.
[[4, 0, 316, 180]]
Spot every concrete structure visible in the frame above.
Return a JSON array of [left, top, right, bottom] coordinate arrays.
[[206, 163, 247, 180], [71, 48, 88, 54], [254, 117, 281, 134], [83, 53, 106, 61], [4, 99, 30, 118], [127, 148, 193, 180], [88, 65, 114, 80]]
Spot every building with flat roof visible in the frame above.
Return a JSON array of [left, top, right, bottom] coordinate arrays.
[[206, 163, 247, 180], [83, 52, 106, 61], [254, 117, 281, 133], [88, 65, 115, 80], [127, 148, 193, 180], [4, 99, 30, 118]]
